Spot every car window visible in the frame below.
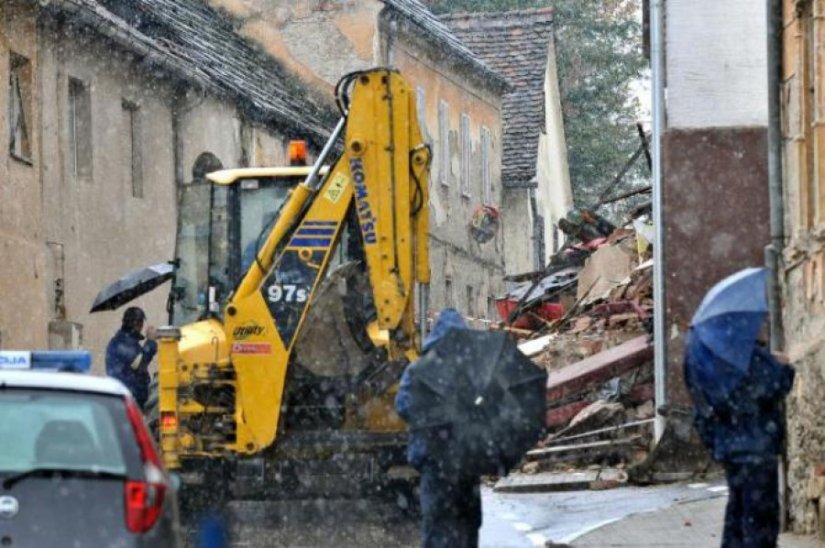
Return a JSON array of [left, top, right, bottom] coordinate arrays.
[[0, 389, 130, 475]]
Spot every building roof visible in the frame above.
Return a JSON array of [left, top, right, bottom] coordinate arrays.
[[381, 0, 507, 90], [442, 8, 555, 188], [51, 0, 338, 147]]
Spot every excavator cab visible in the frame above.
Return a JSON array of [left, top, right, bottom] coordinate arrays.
[[172, 166, 343, 325]]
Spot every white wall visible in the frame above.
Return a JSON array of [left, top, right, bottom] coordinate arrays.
[[667, 0, 768, 129], [537, 37, 573, 256]]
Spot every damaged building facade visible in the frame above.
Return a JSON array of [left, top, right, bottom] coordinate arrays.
[[780, 0, 825, 535], [0, 0, 335, 366], [442, 7, 573, 275], [208, 0, 519, 319]]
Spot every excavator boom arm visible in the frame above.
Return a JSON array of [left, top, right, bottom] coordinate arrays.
[[218, 69, 430, 454]]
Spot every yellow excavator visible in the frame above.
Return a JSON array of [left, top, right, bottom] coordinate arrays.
[[149, 69, 431, 505]]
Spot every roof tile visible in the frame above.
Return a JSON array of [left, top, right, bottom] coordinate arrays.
[[381, 0, 507, 90], [442, 8, 555, 187], [59, 0, 338, 145]]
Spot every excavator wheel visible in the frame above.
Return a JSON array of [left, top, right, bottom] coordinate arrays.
[[145, 377, 231, 524]]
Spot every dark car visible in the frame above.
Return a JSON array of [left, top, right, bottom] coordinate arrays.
[[0, 357, 181, 547]]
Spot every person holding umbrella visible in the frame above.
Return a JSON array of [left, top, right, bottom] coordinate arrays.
[[105, 306, 158, 410], [396, 308, 547, 548], [396, 308, 479, 547], [684, 267, 795, 548]]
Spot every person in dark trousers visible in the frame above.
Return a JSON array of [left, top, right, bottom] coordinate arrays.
[[684, 331, 795, 548], [396, 308, 481, 548], [106, 307, 158, 409]]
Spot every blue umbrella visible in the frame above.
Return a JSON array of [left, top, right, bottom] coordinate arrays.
[[690, 267, 768, 371], [686, 267, 769, 405]]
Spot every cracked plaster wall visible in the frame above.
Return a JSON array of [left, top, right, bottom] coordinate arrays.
[[0, 0, 49, 350], [207, 0, 509, 318], [1, 7, 300, 370], [780, 0, 825, 535]]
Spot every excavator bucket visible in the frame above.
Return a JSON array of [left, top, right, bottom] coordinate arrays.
[[292, 261, 379, 378]]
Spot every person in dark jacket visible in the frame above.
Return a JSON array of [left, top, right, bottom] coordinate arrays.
[[106, 307, 158, 409], [684, 329, 795, 548], [396, 308, 481, 548]]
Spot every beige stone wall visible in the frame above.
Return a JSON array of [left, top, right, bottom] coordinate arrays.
[[0, 1, 49, 350], [38, 22, 178, 370], [178, 93, 244, 176], [1, 9, 300, 373], [389, 36, 506, 316], [780, 0, 825, 535], [207, 0, 381, 95]]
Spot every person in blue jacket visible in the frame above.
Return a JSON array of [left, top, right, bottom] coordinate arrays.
[[106, 307, 158, 409], [396, 308, 481, 548], [684, 330, 795, 548]]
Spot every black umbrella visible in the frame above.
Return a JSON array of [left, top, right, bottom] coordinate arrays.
[[404, 329, 547, 476], [90, 262, 177, 313]]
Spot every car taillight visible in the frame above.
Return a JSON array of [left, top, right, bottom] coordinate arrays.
[[124, 398, 167, 534], [125, 477, 166, 533]]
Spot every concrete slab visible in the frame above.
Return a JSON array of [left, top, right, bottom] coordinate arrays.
[[519, 334, 555, 358], [495, 468, 628, 494], [546, 335, 653, 403], [495, 470, 599, 493], [576, 245, 634, 306]]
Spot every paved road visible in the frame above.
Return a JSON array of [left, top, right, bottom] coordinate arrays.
[[198, 479, 728, 547], [480, 480, 727, 547]]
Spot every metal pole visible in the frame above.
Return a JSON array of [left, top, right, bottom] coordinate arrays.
[[766, 0, 785, 352], [765, 0, 787, 531], [305, 116, 346, 191], [651, 0, 667, 443]]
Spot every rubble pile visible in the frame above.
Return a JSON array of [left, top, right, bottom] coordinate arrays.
[[495, 207, 656, 477]]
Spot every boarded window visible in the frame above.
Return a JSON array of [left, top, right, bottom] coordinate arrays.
[[68, 77, 93, 180], [416, 86, 427, 135], [466, 285, 474, 318], [123, 100, 143, 198], [438, 99, 450, 186], [481, 126, 491, 204], [460, 113, 471, 198], [9, 53, 32, 162]]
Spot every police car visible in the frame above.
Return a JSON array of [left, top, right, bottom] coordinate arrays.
[[0, 351, 180, 547]]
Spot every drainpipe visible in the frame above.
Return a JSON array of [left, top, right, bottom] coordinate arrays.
[[765, 0, 787, 530], [766, 0, 785, 353], [168, 89, 187, 325], [650, 0, 667, 442]]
